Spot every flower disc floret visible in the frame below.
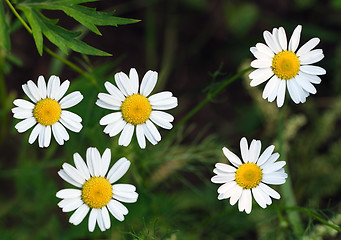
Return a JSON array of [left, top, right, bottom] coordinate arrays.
[[272, 50, 300, 80], [33, 98, 62, 126], [235, 163, 263, 189], [121, 94, 152, 125], [82, 177, 113, 209]]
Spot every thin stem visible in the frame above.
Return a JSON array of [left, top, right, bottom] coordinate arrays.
[[278, 106, 304, 237], [168, 67, 252, 139], [5, 0, 32, 34]]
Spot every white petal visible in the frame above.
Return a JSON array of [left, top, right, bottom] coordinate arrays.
[[100, 148, 111, 177], [61, 110, 82, 123], [112, 184, 136, 192], [59, 91, 83, 109], [249, 68, 274, 87], [37, 76, 47, 99], [146, 120, 161, 142], [215, 163, 236, 173], [295, 73, 317, 94], [299, 49, 324, 65], [58, 169, 82, 188], [140, 70, 158, 97], [263, 30, 281, 53], [211, 175, 235, 184], [62, 162, 86, 185], [255, 43, 275, 57], [136, 124, 146, 149], [250, 59, 272, 68], [43, 125, 51, 147], [248, 140, 261, 163], [97, 93, 122, 109], [56, 188, 82, 199], [260, 153, 280, 168], [149, 111, 173, 129], [38, 125, 45, 147], [288, 25, 302, 52], [129, 68, 139, 93], [142, 123, 157, 145], [96, 209, 105, 231], [100, 112, 122, 125], [118, 123, 134, 147], [88, 208, 98, 232], [53, 81, 69, 102], [278, 27, 288, 50], [292, 77, 307, 103], [262, 161, 286, 173], [296, 37, 320, 57], [13, 99, 35, 109], [107, 200, 125, 221], [299, 71, 322, 84], [222, 147, 242, 167], [96, 99, 120, 110], [27, 80, 42, 101], [52, 122, 66, 145], [267, 76, 281, 103], [62, 198, 83, 212], [60, 113, 83, 132], [12, 108, 33, 119], [239, 137, 249, 163], [110, 199, 128, 215], [46, 75, 56, 98], [300, 65, 326, 75], [250, 48, 273, 61], [259, 182, 281, 199], [86, 148, 95, 176], [118, 72, 134, 95], [113, 192, 138, 203], [49, 76, 61, 100], [107, 119, 126, 137], [262, 75, 278, 100], [239, 189, 252, 214], [104, 81, 125, 101], [257, 145, 275, 166], [15, 117, 36, 133], [107, 157, 131, 184], [29, 123, 43, 144], [73, 152, 91, 180], [217, 181, 237, 195], [22, 84, 38, 103], [262, 175, 286, 185], [69, 204, 89, 225], [252, 187, 267, 208], [91, 147, 101, 177], [230, 185, 243, 206], [114, 72, 129, 96], [148, 91, 173, 104], [101, 207, 111, 230], [287, 79, 301, 104], [276, 79, 286, 107], [151, 96, 178, 110]]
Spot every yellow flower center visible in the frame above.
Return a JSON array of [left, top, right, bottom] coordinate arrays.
[[33, 98, 62, 126], [81, 177, 113, 209], [235, 163, 263, 189], [121, 94, 152, 125], [272, 50, 300, 80]]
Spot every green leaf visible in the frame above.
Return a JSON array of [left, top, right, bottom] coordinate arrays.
[[20, 8, 43, 55], [0, 1, 11, 51]]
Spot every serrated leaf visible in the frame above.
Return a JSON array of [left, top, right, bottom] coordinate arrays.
[[20, 7, 43, 55], [34, 10, 111, 56], [0, 1, 11, 51]]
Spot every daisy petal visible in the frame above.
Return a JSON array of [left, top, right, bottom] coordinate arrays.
[[29, 123, 43, 144], [37, 76, 47, 99], [55, 80, 70, 101], [296, 37, 320, 57], [15, 117, 36, 133], [107, 157, 131, 184], [140, 70, 157, 97], [59, 91, 83, 109], [104, 81, 125, 101], [300, 65, 326, 75], [118, 123, 134, 147], [223, 147, 242, 167], [88, 208, 98, 232], [129, 68, 139, 93], [288, 25, 302, 52], [69, 204, 90, 225], [136, 124, 146, 149], [13, 99, 35, 109]]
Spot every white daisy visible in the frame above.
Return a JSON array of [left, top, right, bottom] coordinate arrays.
[[12, 75, 83, 148], [211, 137, 288, 214], [56, 147, 138, 232], [96, 68, 178, 149], [249, 25, 326, 107]]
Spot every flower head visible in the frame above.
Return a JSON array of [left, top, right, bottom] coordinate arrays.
[[211, 137, 287, 214], [249, 25, 326, 107], [56, 147, 138, 232], [96, 68, 178, 148], [12, 75, 83, 148]]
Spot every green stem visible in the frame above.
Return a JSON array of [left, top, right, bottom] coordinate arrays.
[[5, 0, 32, 34], [6, 0, 99, 88], [278, 106, 304, 237], [283, 206, 341, 233], [168, 67, 252, 139]]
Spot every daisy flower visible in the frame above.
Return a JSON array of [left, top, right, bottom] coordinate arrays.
[[56, 147, 138, 232], [211, 137, 287, 214], [249, 25, 326, 107], [12, 75, 83, 148], [96, 68, 177, 148]]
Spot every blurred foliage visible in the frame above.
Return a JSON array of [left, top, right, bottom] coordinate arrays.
[[1, 0, 341, 239]]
